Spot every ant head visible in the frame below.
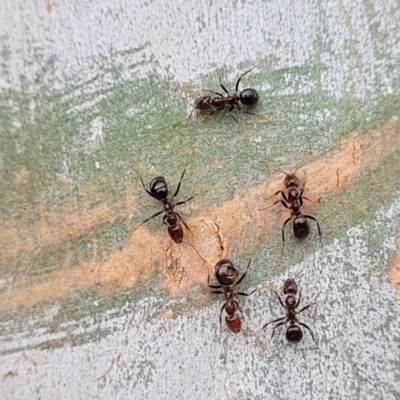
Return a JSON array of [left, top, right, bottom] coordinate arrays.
[[286, 324, 303, 343], [284, 173, 299, 188], [283, 278, 298, 295], [239, 88, 259, 106], [149, 177, 168, 200], [215, 259, 239, 286]]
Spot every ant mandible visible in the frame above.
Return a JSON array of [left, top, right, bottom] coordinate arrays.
[[174, 62, 271, 128], [260, 161, 321, 252], [259, 273, 321, 351], [133, 152, 197, 244], [208, 259, 256, 333]]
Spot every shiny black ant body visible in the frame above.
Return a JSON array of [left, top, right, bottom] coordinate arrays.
[[134, 155, 196, 244], [174, 63, 271, 128], [138, 175, 191, 243], [208, 259, 255, 333], [259, 275, 320, 349], [260, 162, 321, 251]]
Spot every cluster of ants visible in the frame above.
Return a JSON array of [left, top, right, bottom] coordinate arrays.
[[134, 64, 323, 353]]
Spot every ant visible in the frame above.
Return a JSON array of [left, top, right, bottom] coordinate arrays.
[[133, 151, 203, 248], [260, 161, 321, 255], [174, 62, 273, 128], [259, 272, 322, 352], [208, 259, 256, 333]]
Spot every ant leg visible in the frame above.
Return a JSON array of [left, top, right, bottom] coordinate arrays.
[[259, 199, 288, 211], [234, 300, 242, 314], [298, 186, 312, 203], [219, 303, 226, 333], [280, 200, 290, 209], [176, 216, 207, 263], [171, 150, 195, 199], [298, 322, 325, 355], [269, 190, 289, 203], [295, 290, 302, 308], [233, 259, 252, 287], [177, 216, 191, 233], [229, 112, 251, 136], [261, 198, 290, 212], [218, 76, 230, 96], [175, 197, 195, 207], [244, 328, 265, 350], [134, 210, 164, 231], [130, 161, 158, 200], [280, 217, 292, 263], [240, 110, 275, 125], [209, 289, 224, 294], [222, 333, 231, 363], [164, 240, 173, 269], [258, 316, 286, 333], [174, 188, 208, 208], [297, 301, 318, 314], [173, 107, 196, 128], [235, 64, 261, 92], [298, 322, 317, 346], [184, 240, 207, 264], [139, 176, 156, 198], [237, 288, 257, 297], [201, 88, 224, 97], [268, 287, 286, 310], [259, 320, 287, 352], [303, 215, 322, 240], [202, 110, 216, 123], [208, 274, 223, 290]]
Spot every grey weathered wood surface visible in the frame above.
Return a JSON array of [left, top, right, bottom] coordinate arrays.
[[1, 1, 400, 399]]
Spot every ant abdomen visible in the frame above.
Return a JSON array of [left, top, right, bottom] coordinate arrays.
[[226, 315, 241, 333], [168, 225, 183, 243], [286, 325, 303, 343]]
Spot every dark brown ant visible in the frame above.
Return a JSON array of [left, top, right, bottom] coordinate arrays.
[[260, 161, 321, 254], [133, 152, 201, 245], [208, 259, 256, 333], [259, 273, 322, 351], [174, 63, 273, 128]]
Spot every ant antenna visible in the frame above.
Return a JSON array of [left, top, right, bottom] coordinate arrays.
[[235, 58, 267, 93], [172, 148, 196, 199], [258, 160, 288, 176]]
